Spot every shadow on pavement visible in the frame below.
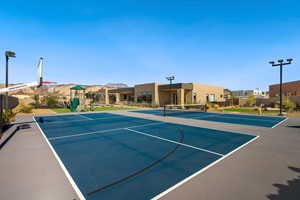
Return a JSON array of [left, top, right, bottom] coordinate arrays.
[[12, 121, 35, 125], [286, 125, 300, 129], [267, 166, 300, 200], [0, 123, 31, 150]]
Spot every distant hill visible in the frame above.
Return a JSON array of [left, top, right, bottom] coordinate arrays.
[[0, 83, 127, 96], [105, 83, 128, 88]]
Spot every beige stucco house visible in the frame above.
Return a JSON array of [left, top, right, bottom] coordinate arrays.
[[102, 82, 224, 107]]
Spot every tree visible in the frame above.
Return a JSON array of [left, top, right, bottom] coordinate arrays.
[[33, 94, 40, 108], [247, 95, 256, 106], [283, 97, 296, 112], [45, 96, 58, 108], [229, 95, 237, 106]]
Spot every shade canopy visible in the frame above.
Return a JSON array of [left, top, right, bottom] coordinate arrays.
[[70, 85, 86, 90]]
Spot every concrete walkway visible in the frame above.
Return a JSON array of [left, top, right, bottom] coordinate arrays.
[[0, 115, 79, 200]]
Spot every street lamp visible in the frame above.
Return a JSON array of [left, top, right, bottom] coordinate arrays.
[[3, 51, 16, 116], [166, 75, 175, 85], [269, 58, 293, 116], [166, 76, 175, 104]]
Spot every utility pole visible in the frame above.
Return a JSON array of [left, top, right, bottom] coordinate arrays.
[[269, 58, 293, 116]]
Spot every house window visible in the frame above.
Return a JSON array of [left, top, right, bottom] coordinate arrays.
[[208, 94, 216, 102], [137, 95, 152, 103]]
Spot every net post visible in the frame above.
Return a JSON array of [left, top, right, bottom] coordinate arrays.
[[163, 105, 166, 117]]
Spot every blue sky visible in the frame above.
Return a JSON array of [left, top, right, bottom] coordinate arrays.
[[0, 0, 299, 90]]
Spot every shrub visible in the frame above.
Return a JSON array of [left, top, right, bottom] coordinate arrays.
[[32, 94, 40, 108], [206, 103, 212, 110], [45, 96, 59, 108], [2, 109, 17, 123], [20, 105, 33, 113], [283, 98, 296, 112], [213, 104, 220, 109], [247, 95, 256, 106]]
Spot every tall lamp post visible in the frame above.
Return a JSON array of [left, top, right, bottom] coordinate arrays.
[[1, 51, 16, 122], [269, 58, 293, 116], [166, 76, 175, 105]]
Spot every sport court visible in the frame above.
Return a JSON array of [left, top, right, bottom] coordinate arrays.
[[132, 109, 287, 128], [35, 112, 257, 200]]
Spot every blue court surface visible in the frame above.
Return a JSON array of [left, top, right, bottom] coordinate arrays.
[[35, 113, 257, 200], [132, 109, 286, 128]]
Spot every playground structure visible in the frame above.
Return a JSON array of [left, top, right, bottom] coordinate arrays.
[[70, 85, 86, 112]]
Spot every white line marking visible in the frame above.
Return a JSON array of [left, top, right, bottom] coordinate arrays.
[[48, 122, 165, 140], [32, 116, 86, 200], [271, 117, 288, 128], [43, 115, 125, 125], [158, 118, 257, 137], [190, 113, 281, 123], [194, 110, 287, 118], [150, 109, 283, 123], [152, 135, 260, 200], [191, 115, 218, 119], [125, 128, 224, 157], [78, 114, 93, 120]]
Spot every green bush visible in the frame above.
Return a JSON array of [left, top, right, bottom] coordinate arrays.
[[32, 94, 40, 108], [247, 95, 256, 106], [283, 98, 296, 112], [2, 109, 17, 123], [20, 105, 33, 113], [206, 103, 212, 110], [45, 96, 59, 108]]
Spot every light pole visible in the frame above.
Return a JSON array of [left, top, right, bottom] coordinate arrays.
[[4, 51, 16, 109], [269, 58, 293, 116], [1, 51, 16, 122], [166, 76, 175, 104]]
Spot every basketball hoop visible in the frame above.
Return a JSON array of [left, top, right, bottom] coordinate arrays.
[[41, 81, 57, 85], [0, 57, 57, 93], [37, 81, 57, 88]]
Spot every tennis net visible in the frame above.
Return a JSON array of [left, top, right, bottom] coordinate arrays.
[[163, 104, 207, 117]]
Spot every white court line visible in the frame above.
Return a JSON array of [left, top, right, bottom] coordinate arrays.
[[32, 116, 86, 200], [48, 122, 165, 140], [152, 135, 260, 200], [271, 117, 289, 128], [162, 110, 281, 123], [42, 115, 126, 125], [78, 114, 93, 120], [36, 113, 260, 200], [191, 115, 218, 120], [192, 113, 281, 123], [125, 128, 224, 157], [192, 110, 287, 119]]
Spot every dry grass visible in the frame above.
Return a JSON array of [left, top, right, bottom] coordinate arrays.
[[32, 109, 56, 115], [287, 112, 300, 117], [17, 109, 56, 116]]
